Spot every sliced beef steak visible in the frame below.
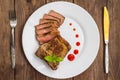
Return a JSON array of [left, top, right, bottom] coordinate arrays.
[[35, 22, 59, 44], [35, 10, 71, 70]]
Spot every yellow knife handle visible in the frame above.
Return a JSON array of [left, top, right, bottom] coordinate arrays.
[[104, 6, 110, 40]]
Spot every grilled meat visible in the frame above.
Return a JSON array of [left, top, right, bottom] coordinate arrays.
[[35, 10, 71, 70]]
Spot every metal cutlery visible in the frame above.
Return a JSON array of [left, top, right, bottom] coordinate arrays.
[[9, 10, 17, 69], [103, 6, 110, 74]]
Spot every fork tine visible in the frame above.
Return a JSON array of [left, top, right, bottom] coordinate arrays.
[[9, 11, 16, 20], [9, 11, 13, 19]]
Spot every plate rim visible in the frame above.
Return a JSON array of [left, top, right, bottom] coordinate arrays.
[[22, 1, 100, 79]]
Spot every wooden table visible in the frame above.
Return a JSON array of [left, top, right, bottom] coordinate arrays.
[[0, 0, 120, 80]]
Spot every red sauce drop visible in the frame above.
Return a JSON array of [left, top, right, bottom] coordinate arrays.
[[75, 34, 79, 38], [76, 42, 80, 46], [74, 49, 79, 55], [67, 54, 75, 61], [69, 23, 72, 26], [73, 28, 76, 31]]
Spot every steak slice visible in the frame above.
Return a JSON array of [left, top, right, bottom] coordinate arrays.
[[40, 19, 59, 27], [43, 14, 61, 26], [35, 35, 71, 70], [35, 23, 51, 30], [48, 10, 65, 25], [35, 22, 60, 44]]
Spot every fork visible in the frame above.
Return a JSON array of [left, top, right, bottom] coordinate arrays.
[[9, 10, 17, 69]]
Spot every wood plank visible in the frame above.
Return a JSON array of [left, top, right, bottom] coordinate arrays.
[[46, 0, 73, 3], [15, 0, 46, 80], [45, 0, 73, 80], [0, 0, 119, 80], [73, 0, 107, 80], [0, 0, 14, 80], [108, 0, 120, 80]]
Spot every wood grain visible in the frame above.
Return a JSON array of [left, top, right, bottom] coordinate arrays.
[[0, 0, 120, 80], [108, 0, 120, 80], [0, 0, 14, 80]]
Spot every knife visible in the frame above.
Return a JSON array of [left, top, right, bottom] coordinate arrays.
[[104, 6, 110, 74]]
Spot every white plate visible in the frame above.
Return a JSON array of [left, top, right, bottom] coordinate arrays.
[[22, 1, 100, 79]]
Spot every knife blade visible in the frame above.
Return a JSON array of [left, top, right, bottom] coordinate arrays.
[[104, 6, 110, 74]]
